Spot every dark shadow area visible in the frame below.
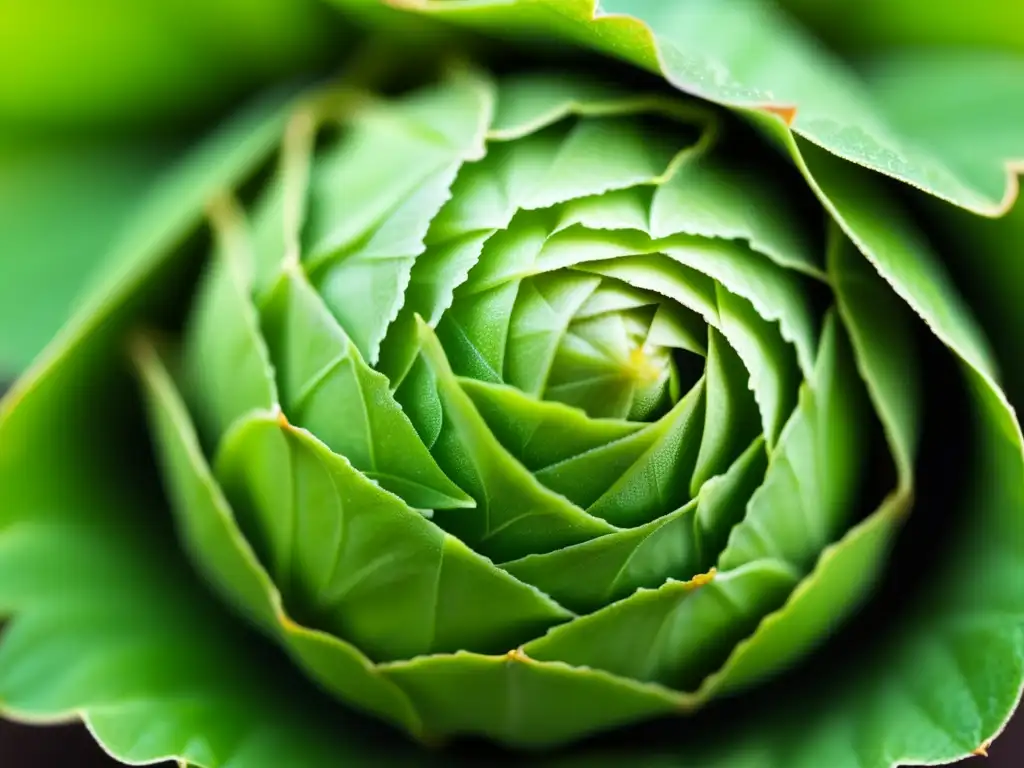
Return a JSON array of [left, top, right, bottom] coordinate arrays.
[[0, 720, 165, 767]]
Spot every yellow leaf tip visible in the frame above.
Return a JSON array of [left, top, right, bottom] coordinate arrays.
[[505, 647, 530, 663], [278, 612, 301, 633], [973, 740, 991, 757], [275, 407, 292, 430], [759, 104, 797, 126], [689, 568, 717, 588]]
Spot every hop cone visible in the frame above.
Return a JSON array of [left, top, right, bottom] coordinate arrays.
[[122, 68, 899, 747]]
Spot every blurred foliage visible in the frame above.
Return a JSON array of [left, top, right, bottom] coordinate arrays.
[[0, 0, 358, 376], [779, 0, 1024, 54], [0, 0, 350, 133], [0, 138, 183, 376]]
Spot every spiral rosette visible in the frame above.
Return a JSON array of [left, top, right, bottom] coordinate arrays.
[[132, 68, 911, 748]]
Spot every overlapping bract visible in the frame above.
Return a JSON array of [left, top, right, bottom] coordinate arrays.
[[131, 69, 908, 747]]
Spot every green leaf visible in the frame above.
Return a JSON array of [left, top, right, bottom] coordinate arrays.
[[436, 220, 550, 383], [460, 377, 643, 471], [863, 52, 1024, 215], [718, 315, 868, 572], [690, 326, 761, 494], [0, 138, 176, 376], [488, 72, 634, 139], [132, 334, 420, 733], [260, 267, 472, 510], [649, 150, 823, 279], [305, 70, 494, 364], [380, 651, 679, 749], [551, 380, 705, 527], [312, 162, 463, 364], [304, 73, 491, 259], [519, 114, 692, 209], [399, 320, 617, 561], [705, 495, 906, 702], [580, 254, 799, 445], [794, 138, 1000, 388], [829, 229, 920, 486], [215, 411, 570, 661], [0, 88, 435, 764], [397, 0, 1023, 214], [73, 87, 300, 351], [692, 437, 769, 564], [378, 230, 495, 387], [692, 230, 923, 701], [920, 194, 1024, 414], [523, 561, 799, 690], [542, 303, 677, 421], [532, 382, 699, 511], [249, 102, 316, 300], [502, 439, 767, 614], [505, 272, 602, 396], [182, 194, 279, 444], [660, 237, 817, 376], [430, 125, 564, 237], [0, 522, 411, 768], [501, 500, 700, 615]]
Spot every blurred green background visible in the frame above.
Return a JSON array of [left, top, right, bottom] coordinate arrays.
[[0, 0, 352, 377]]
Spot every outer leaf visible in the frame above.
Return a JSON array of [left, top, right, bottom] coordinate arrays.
[[394, 0, 1023, 214], [779, 0, 1024, 54], [133, 335, 420, 733], [863, 52, 1024, 213], [922, 193, 1024, 413], [0, 89, 434, 766], [381, 651, 680, 749], [0, 524, 420, 768], [794, 138, 1000, 392], [0, 138, 176, 376], [523, 561, 799, 690], [692, 230, 922, 700], [214, 412, 570, 661], [259, 267, 472, 510], [182, 194, 279, 443]]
